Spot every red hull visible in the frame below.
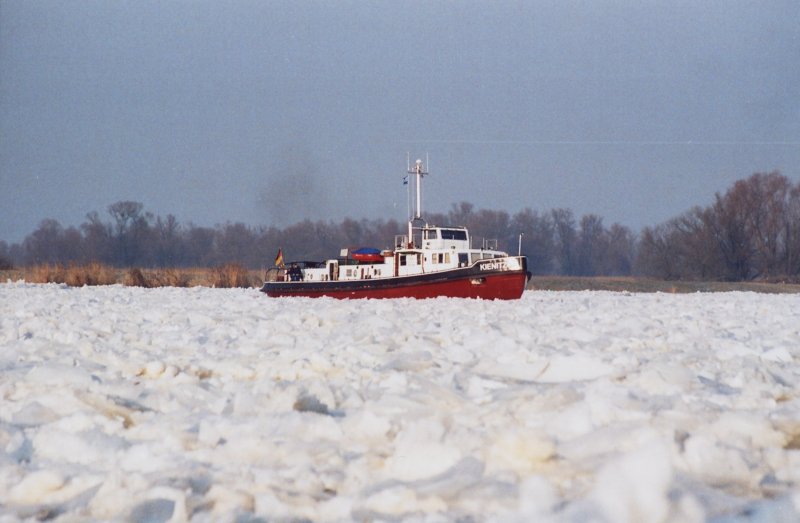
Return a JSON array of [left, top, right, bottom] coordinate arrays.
[[264, 271, 527, 300]]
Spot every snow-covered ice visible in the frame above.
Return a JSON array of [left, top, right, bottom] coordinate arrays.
[[2, 283, 800, 522]]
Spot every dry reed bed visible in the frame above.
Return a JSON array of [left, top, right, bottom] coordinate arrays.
[[3, 264, 261, 288]]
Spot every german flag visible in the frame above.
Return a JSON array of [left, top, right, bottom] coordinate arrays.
[[275, 248, 285, 268]]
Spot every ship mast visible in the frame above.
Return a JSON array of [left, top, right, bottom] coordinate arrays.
[[407, 157, 428, 245]]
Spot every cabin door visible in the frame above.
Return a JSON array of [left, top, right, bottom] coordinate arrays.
[[327, 261, 338, 281], [394, 253, 400, 277]]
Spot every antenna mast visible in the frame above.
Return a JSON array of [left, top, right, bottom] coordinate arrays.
[[405, 156, 429, 247], [406, 153, 411, 224], [410, 158, 428, 220]]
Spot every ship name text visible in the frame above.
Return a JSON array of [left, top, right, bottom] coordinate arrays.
[[479, 260, 508, 272]]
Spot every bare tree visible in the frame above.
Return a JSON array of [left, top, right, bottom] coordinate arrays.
[[213, 222, 257, 266], [786, 184, 800, 278], [81, 211, 113, 264], [636, 223, 677, 279], [341, 218, 365, 247], [734, 172, 793, 278], [674, 207, 721, 279], [107, 201, 153, 266], [0, 241, 12, 269], [551, 208, 578, 275], [447, 202, 475, 228], [23, 219, 66, 265], [575, 214, 606, 276], [510, 208, 555, 275], [154, 214, 182, 266], [603, 223, 635, 276], [183, 226, 216, 267]]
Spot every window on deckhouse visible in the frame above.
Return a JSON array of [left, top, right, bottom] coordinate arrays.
[[441, 229, 467, 241]]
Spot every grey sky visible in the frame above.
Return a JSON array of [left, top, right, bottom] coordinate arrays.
[[2, 0, 799, 243]]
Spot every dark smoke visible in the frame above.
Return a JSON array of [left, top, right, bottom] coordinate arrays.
[[259, 145, 330, 227]]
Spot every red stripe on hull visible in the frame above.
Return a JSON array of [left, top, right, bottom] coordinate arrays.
[[264, 272, 527, 300]]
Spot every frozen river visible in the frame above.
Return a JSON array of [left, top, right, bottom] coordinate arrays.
[[2, 283, 800, 522]]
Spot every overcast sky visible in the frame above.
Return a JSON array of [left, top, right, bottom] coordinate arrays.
[[2, 0, 799, 243]]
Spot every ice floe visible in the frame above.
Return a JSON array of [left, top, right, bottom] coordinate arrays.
[[1, 282, 800, 521]]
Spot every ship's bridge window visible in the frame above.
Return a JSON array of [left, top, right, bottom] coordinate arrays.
[[441, 229, 467, 241], [423, 229, 439, 240]]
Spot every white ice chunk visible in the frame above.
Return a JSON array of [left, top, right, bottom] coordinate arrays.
[[516, 475, 559, 518], [588, 438, 675, 523], [8, 469, 65, 505], [383, 419, 462, 482], [341, 410, 391, 444], [707, 411, 786, 449], [486, 429, 555, 474], [358, 485, 446, 517], [535, 355, 613, 383], [761, 347, 793, 363], [11, 401, 59, 426], [682, 434, 754, 488], [25, 363, 96, 388]]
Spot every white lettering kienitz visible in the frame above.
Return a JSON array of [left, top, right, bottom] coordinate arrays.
[[479, 261, 507, 271]]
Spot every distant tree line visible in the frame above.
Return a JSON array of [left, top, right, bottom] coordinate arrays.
[[0, 200, 635, 276], [636, 171, 800, 281], [1, 171, 798, 281]]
